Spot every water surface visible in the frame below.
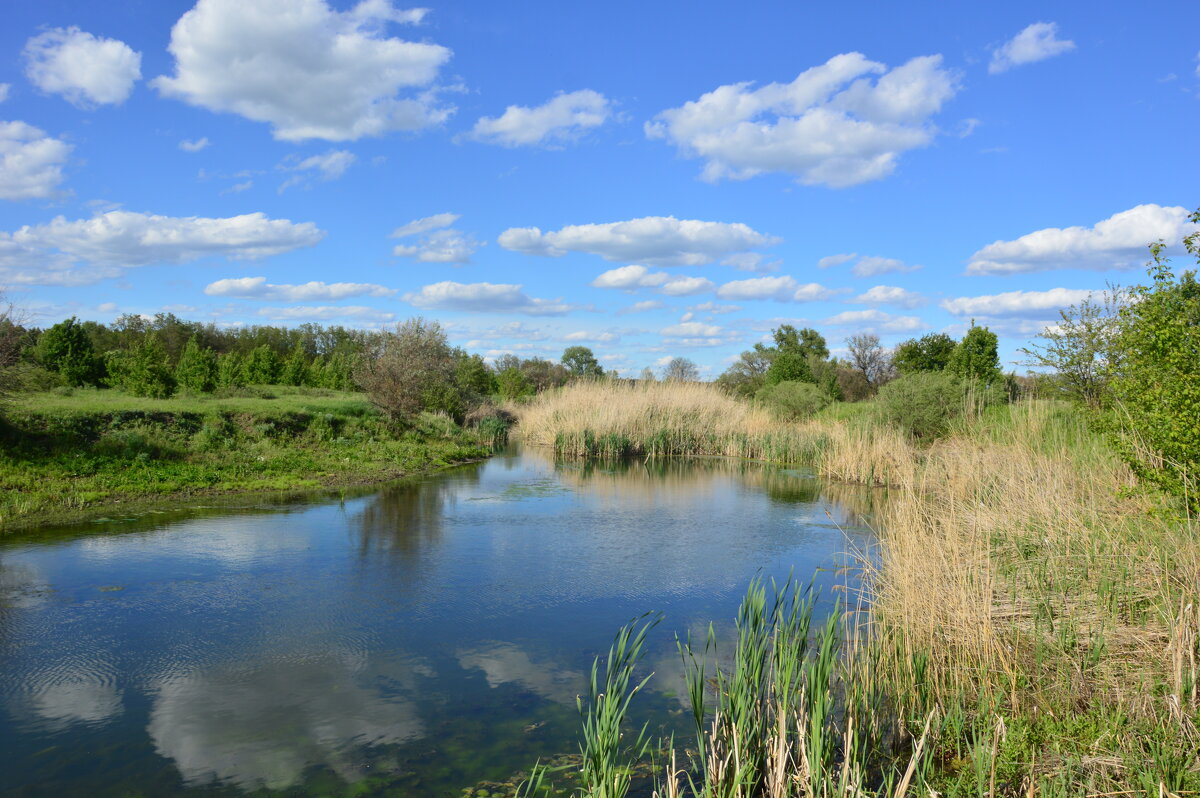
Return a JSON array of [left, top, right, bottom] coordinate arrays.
[[0, 448, 875, 796]]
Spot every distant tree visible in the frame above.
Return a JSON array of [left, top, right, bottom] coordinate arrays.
[[118, 334, 176, 398], [1019, 291, 1126, 408], [893, 333, 956, 375], [764, 351, 814, 385], [37, 317, 101, 386], [354, 318, 459, 423], [455, 351, 497, 400], [662, 357, 700, 382], [175, 336, 218, 393], [497, 367, 534, 401], [716, 345, 772, 397], [756, 381, 832, 421], [796, 328, 829, 360], [280, 343, 310, 387], [521, 357, 569, 392], [562, 346, 604, 378], [493, 353, 521, 373], [639, 367, 658, 383], [846, 333, 893, 394], [244, 345, 281, 384], [217, 351, 246, 388], [947, 323, 1002, 383], [0, 295, 27, 403]]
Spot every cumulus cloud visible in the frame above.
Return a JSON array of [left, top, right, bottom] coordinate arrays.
[[966, 204, 1198, 275], [716, 275, 839, 302], [204, 276, 394, 301], [852, 285, 926, 309], [24, 27, 142, 108], [0, 121, 72, 200], [688, 301, 741, 314], [822, 309, 923, 333], [940, 288, 1097, 318], [256, 305, 395, 321], [563, 330, 620, 343], [278, 149, 356, 191], [989, 22, 1076, 75], [499, 215, 778, 266], [662, 321, 724, 337], [820, 252, 921, 278], [721, 252, 781, 273], [646, 52, 959, 187], [403, 281, 576, 315], [153, 0, 452, 142], [590, 265, 714, 296], [0, 210, 323, 285], [467, 90, 610, 147], [660, 276, 716, 296], [618, 300, 663, 314], [391, 212, 481, 264], [179, 137, 210, 152]]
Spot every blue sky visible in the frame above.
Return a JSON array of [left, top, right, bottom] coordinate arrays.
[[1, 0, 1197, 377]]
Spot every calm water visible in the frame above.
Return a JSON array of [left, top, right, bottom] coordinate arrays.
[[0, 448, 875, 797]]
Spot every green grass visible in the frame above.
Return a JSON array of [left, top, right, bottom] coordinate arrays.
[[0, 387, 490, 531]]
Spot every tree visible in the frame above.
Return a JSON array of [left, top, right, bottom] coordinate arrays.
[[716, 346, 771, 397], [764, 351, 814, 385], [175, 335, 218, 393], [562, 346, 604, 378], [497, 367, 534, 400], [280, 343, 309, 387], [1019, 290, 1126, 408], [117, 334, 176, 398], [662, 357, 699, 382], [0, 295, 27, 403], [455, 351, 497, 400], [639, 367, 657, 383], [244, 345, 281, 384], [947, 323, 1001, 383], [354, 318, 458, 423], [1106, 215, 1200, 501], [37, 317, 101, 386], [521, 357, 569, 391], [845, 334, 893, 393], [217, 352, 246, 388], [893, 333, 956, 375]]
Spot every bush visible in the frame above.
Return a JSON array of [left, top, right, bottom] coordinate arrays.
[[355, 318, 463, 424], [755, 381, 831, 421], [876, 372, 1005, 440]]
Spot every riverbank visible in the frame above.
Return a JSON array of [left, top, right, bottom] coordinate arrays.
[[0, 387, 491, 532], [513, 381, 1200, 795]]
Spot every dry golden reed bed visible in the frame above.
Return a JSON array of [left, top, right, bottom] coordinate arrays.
[[514, 380, 1200, 794]]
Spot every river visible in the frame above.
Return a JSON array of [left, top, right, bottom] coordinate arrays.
[[0, 447, 876, 796]]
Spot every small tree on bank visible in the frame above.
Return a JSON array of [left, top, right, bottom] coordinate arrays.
[[355, 318, 457, 424], [662, 357, 699, 382]]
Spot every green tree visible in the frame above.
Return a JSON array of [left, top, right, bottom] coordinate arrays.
[[280, 343, 309, 387], [1107, 216, 1200, 501], [1019, 290, 1126, 408], [716, 345, 772, 397], [354, 318, 459, 423], [893, 333, 956, 374], [756, 381, 832, 420], [244, 345, 281, 384], [845, 333, 892, 393], [947, 323, 1001, 383], [764, 351, 814, 385], [37, 317, 101, 386], [455, 352, 497, 399], [120, 334, 176, 398], [562, 346, 604, 378], [497, 367, 534, 401], [175, 336, 218, 393], [217, 352, 246, 388]]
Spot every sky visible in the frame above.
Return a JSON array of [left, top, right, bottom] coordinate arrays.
[[1, 0, 1198, 377]]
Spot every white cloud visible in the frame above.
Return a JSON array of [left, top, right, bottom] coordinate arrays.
[[662, 321, 724, 337], [24, 27, 142, 108], [403, 281, 575, 315], [278, 149, 356, 191], [153, 0, 452, 142], [820, 253, 920, 277], [590, 264, 668, 290], [617, 300, 663, 314], [688, 301, 741, 314], [660, 276, 716, 296], [564, 330, 619, 343], [818, 253, 856, 269], [179, 137, 210, 152], [204, 276, 394, 301], [0, 121, 72, 200], [0, 210, 323, 286], [392, 212, 459, 238], [499, 215, 779, 266], [0, 84, 10, 103], [721, 252, 781, 273], [256, 305, 395, 321], [940, 288, 1097, 318], [468, 89, 610, 147], [716, 275, 839, 302], [822, 309, 923, 333], [391, 211, 480, 264], [646, 52, 959, 187], [966, 204, 1198, 275], [989, 22, 1076, 75], [852, 285, 926, 309]]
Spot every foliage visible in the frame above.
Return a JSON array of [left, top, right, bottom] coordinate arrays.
[[243, 344, 281, 385], [175, 336, 218, 393], [111, 334, 177, 399], [1106, 219, 1200, 502], [947, 323, 1001, 383], [0, 295, 27, 403], [893, 332, 956, 374], [36, 316, 102, 386], [354, 318, 462, 424], [279, 343, 309, 387], [454, 351, 497, 400], [562, 346, 605, 378], [661, 356, 699, 382], [756, 380, 832, 420], [715, 346, 771, 397], [763, 351, 814, 385], [497, 367, 534, 401], [876, 371, 1004, 440], [1020, 291, 1126, 408], [845, 333, 893, 393]]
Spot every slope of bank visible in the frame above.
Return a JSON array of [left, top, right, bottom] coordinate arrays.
[[0, 387, 490, 532]]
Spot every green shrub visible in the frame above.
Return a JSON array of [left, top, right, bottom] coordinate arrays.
[[876, 372, 1005, 440], [755, 380, 832, 421]]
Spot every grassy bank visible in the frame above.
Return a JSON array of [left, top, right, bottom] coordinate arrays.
[[513, 383, 1200, 795], [0, 386, 491, 531]]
